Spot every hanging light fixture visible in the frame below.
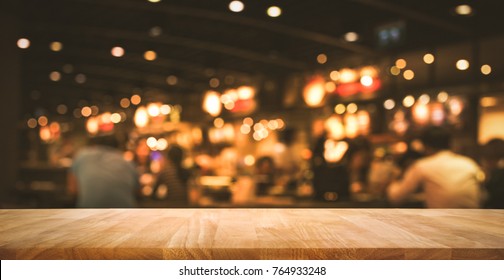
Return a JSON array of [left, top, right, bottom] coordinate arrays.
[[303, 77, 326, 107], [203, 91, 222, 117]]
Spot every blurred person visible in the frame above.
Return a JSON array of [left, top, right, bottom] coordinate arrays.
[[348, 136, 372, 194], [67, 134, 140, 208], [480, 138, 504, 209], [310, 132, 350, 201], [154, 145, 191, 205], [387, 126, 484, 208]]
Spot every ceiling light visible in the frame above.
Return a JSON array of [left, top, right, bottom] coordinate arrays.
[[330, 70, 340, 81], [384, 99, 395, 110], [148, 0, 161, 3], [17, 38, 30, 49], [209, 78, 220, 88], [390, 66, 400, 76], [423, 53, 435, 64], [403, 95, 415, 108], [229, 1, 244, 12], [267, 6, 282, 17], [418, 94, 430, 105], [481, 64, 492, 75], [50, 41, 63, 52], [480, 97, 497, 108], [395, 58, 407, 69], [456, 59, 470, 70], [334, 104, 346, 114], [403, 70, 415, 80], [49, 71, 61, 82], [144, 50, 157, 61], [455, 5, 472, 16], [344, 32, 359, 42], [111, 46, 125, 57], [437, 91, 449, 103], [347, 103, 358, 114], [317, 53, 327, 64], [360, 75, 373, 87]]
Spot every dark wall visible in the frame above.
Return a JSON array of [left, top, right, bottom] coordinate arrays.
[[0, 2, 21, 203]]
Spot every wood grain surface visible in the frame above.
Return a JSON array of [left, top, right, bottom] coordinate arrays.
[[0, 209, 502, 260]]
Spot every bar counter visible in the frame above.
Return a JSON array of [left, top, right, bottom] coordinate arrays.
[[0, 209, 503, 260]]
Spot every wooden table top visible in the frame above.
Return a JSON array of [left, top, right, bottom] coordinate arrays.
[[0, 208, 503, 260]]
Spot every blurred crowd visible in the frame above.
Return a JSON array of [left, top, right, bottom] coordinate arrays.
[[66, 126, 504, 209]]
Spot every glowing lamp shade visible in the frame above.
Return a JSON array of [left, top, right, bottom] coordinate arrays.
[[237, 86, 255, 100], [39, 126, 52, 142], [134, 106, 149, 128], [303, 78, 326, 107], [412, 104, 430, 125], [147, 103, 161, 117], [357, 111, 371, 135], [86, 117, 99, 135], [325, 116, 345, 140], [339, 68, 358, 83], [431, 104, 445, 125], [360, 75, 373, 87], [344, 114, 359, 139], [324, 140, 349, 163], [203, 91, 222, 117], [449, 98, 464, 116]]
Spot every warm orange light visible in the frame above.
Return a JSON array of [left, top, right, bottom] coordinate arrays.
[[49, 71, 61, 81], [86, 117, 99, 135], [395, 59, 407, 69], [111, 46, 125, 57], [481, 64, 492, 75], [339, 68, 358, 83], [237, 86, 255, 100], [27, 118, 37, 128], [357, 111, 370, 135], [324, 140, 349, 163], [267, 6, 282, 17], [325, 116, 345, 140], [134, 106, 149, 128], [384, 99, 395, 110], [317, 54, 327, 64], [303, 78, 326, 107], [17, 38, 30, 49], [412, 104, 430, 124], [144, 50, 157, 61], [344, 114, 359, 138], [423, 53, 435, 64], [147, 103, 161, 117], [50, 41, 63, 52], [390, 66, 400, 76], [203, 91, 222, 117], [110, 113, 122, 124], [81, 106, 92, 117], [229, 1, 244, 12], [131, 94, 141, 105], [120, 98, 131, 108], [456, 59, 470, 70], [38, 116, 48, 127], [403, 69, 415, 80], [39, 126, 52, 142]]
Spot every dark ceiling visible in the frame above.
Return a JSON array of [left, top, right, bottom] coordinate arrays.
[[7, 0, 504, 118]]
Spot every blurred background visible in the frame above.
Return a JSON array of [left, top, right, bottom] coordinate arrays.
[[1, 0, 503, 208]]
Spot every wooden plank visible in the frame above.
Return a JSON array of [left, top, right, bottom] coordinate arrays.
[[0, 209, 502, 260]]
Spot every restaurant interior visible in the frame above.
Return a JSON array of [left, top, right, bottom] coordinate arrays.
[[1, 0, 504, 209]]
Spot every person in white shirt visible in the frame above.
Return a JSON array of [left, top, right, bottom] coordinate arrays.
[[387, 126, 484, 208]]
